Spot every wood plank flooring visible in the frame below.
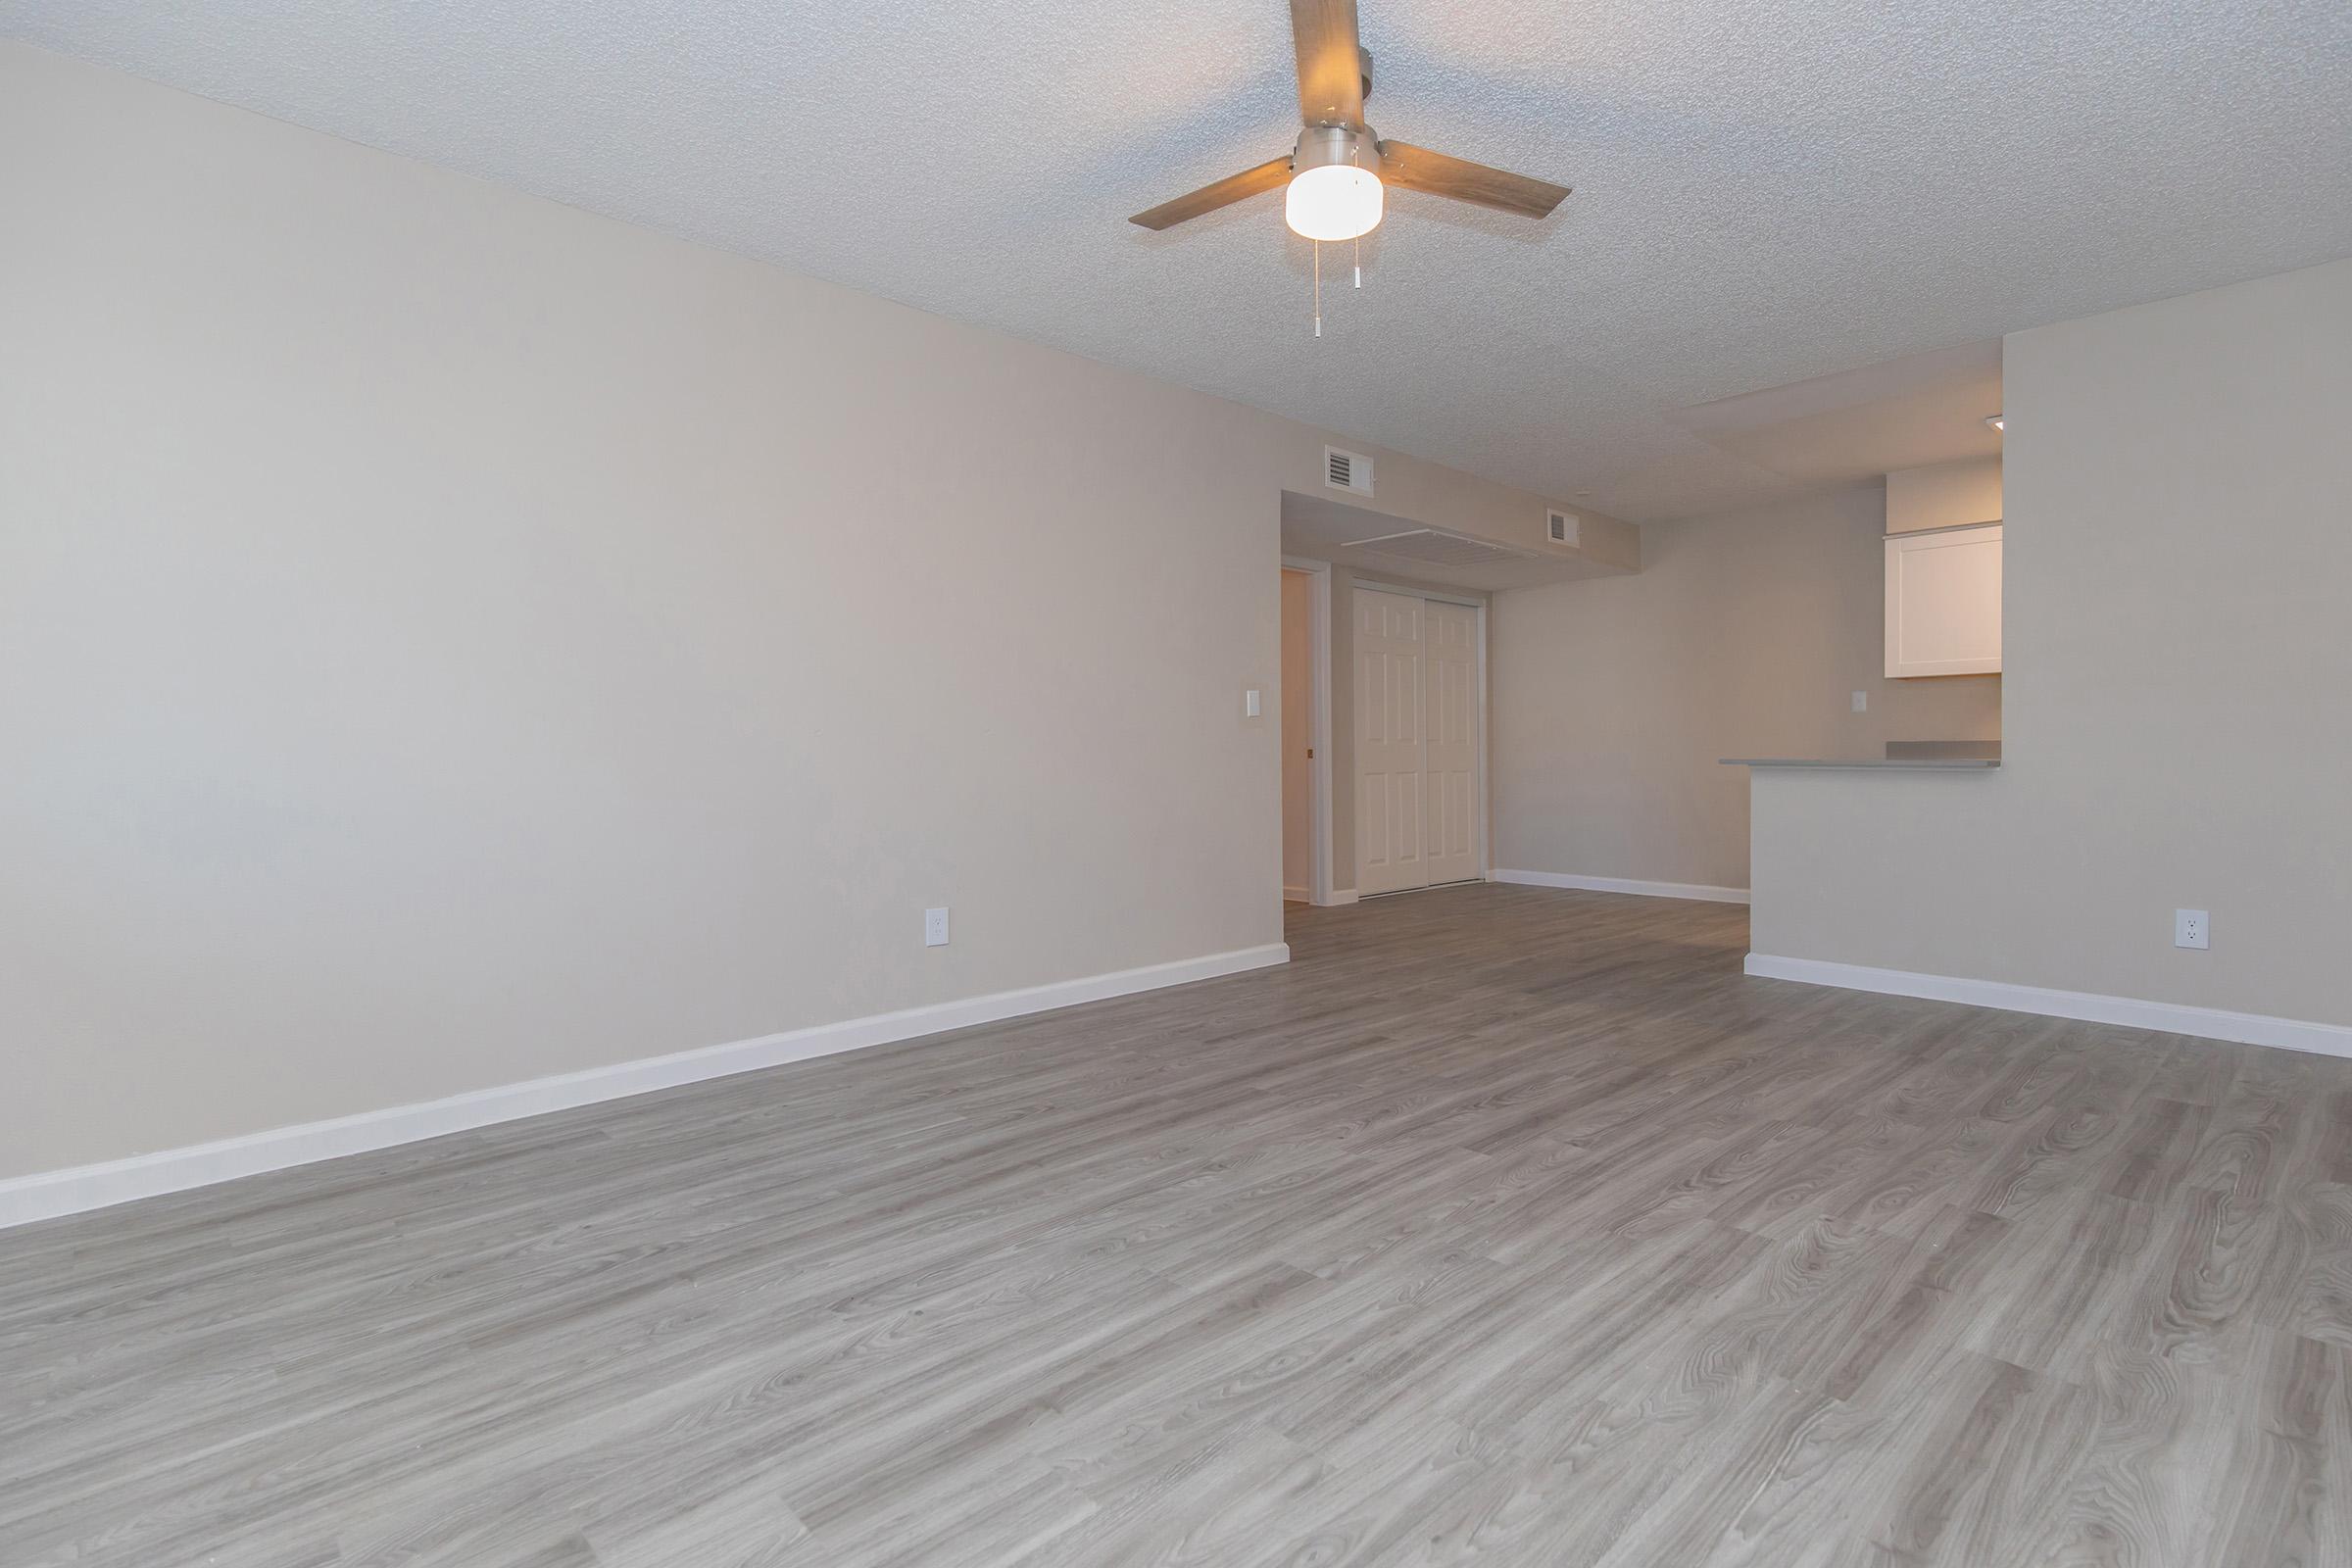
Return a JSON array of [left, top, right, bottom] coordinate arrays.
[[5, 883, 2351, 1565]]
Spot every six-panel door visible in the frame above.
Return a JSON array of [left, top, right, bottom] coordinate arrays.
[[1354, 588, 1428, 896], [1422, 599, 1482, 887], [1354, 587, 1482, 895]]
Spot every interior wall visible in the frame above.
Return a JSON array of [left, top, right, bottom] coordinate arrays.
[[0, 44, 1572, 1180], [1749, 259, 2352, 1026], [1491, 487, 2002, 891], [1279, 569, 1312, 899]]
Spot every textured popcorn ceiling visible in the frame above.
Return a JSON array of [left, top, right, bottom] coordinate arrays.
[[7, 0, 2349, 520]]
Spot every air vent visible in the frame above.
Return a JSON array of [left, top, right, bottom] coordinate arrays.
[[1546, 510, 1580, 546], [1325, 446, 1374, 496]]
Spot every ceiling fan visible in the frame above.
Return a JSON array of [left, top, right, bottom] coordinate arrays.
[[1129, 0, 1571, 241]]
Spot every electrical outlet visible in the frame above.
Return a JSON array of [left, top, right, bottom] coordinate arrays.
[[925, 907, 950, 948], [2174, 908, 2208, 950]]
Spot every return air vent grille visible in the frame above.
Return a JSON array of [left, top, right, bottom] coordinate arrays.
[[1325, 446, 1374, 496], [1342, 528, 1532, 566], [1547, 510, 1580, 546]]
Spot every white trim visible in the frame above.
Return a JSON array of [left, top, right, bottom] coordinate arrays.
[[1324, 889, 1358, 906], [1743, 953, 2352, 1060], [1493, 869, 1752, 906], [1281, 556, 1337, 906], [0, 942, 1292, 1231], [1282, 885, 1310, 904]]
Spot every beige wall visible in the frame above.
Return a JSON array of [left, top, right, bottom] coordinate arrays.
[[1492, 487, 2001, 891], [1279, 569, 1312, 897], [1750, 259, 2352, 1027], [0, 45, 1575, 1179], [1886, 455, 2003, 533]]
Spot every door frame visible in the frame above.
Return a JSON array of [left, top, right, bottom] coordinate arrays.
[[1280, 557, 1337, 906], [1349, 578, 1491, 890]]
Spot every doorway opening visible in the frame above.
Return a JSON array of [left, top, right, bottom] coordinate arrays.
[[1279, 561, 1333, 908], [1281, 567, 1314, 906]]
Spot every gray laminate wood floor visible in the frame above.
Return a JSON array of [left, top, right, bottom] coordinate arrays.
[[6, 884, 2351, 1566]]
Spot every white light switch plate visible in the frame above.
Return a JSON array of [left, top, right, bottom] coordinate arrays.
[[925, 907, 950, 948], [1851, 691, 1868, 712], [1245, 689, 1262, 718], [2174, 908, 2208, 950]]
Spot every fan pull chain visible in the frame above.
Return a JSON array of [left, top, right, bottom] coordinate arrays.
[[1351, 139, 1363, 288], [1313, 238, 1322, 337]]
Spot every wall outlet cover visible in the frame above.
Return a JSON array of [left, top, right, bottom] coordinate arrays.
[[925, 907, 950, 948], [2174, 908, 2208, 950]]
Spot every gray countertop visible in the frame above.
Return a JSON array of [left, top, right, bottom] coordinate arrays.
[[1721, 740, 2001, 770]]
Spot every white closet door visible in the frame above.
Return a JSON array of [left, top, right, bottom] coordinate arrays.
[[1354, 588, 1428, 896], [1422, 598, 1483, 887]]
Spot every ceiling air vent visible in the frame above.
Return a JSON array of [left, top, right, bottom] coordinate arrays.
[[1325, 446, 1374, 496], [1546, 509, 1580, 547]]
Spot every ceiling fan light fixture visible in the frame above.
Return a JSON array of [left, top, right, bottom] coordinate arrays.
[[1285, 124, 1384, 241], [1287, 163, 1383, 240]]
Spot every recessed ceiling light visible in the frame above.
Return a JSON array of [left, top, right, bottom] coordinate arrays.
[[1984, 415, 2005, 431]]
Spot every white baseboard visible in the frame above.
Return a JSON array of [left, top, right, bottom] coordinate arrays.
[[1282, 885, 1310, 904], [0, 942, 1292, 1232], [1493, 869, 1751, 906], [1744, 952, 2352, 1060], [1320, 889, 1358, 906]]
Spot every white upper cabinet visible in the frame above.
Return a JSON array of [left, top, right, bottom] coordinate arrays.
[[1885, 523, 2002, 677]]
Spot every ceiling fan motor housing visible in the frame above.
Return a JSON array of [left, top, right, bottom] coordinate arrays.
[[1292, 123, 1378, 175]]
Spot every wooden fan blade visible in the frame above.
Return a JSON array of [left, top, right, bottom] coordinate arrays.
[[1291, 0, 1365, 128], [1377, 141, 1570, 219], [1129, 157, 1294, 229]]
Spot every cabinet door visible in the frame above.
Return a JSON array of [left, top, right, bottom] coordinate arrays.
[[1886, 523, 2001, 677]]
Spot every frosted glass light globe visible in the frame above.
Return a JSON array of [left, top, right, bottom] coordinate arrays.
[[1286, 163, 1384, 241]]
